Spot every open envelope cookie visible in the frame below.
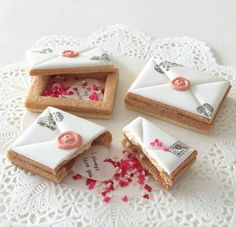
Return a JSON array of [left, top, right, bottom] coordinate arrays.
[[27, 46, 115, 76], [25, 46, 119, 119], [122, 117, 197, 190], [125, 59, 231, 134], [7, 107, 112, 183]]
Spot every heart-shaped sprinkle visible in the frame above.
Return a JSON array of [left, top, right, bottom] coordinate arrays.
[[150, 138, 169, 152]]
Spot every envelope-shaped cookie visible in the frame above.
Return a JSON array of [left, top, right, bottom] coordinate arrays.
[[26, 46, 115, 76], [7, 107, 112, 183], [125, 59, 231, 133], [122, 117, 197, 190]]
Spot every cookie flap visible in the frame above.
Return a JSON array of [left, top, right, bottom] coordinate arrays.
[[11, 107, 108, 169], [26, 46, 113, 76]]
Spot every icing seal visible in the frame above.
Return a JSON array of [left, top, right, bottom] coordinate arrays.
[[62, 50, 79, 58], [170, 76, 190, 91], [56, 131, 82, 150]]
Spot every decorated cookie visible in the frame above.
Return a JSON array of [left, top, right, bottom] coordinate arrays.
[[7, 107, 112, 183], [122, 117, 198, 190], [125, 59, 231, 134], [24, 44, 119, 119]]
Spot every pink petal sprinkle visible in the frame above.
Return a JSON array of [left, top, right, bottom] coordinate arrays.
[[103, 196, 111, 203], [144, 184, 152, 192], [73, 148, 153, 202], [163, 147, 169, 152], [86, 87, 92, 91], [82, 81, 87, 86], [92, 84, 98, 90], [154, 138, 159, 143], [122, 195, 128, 202], [143, 194, 150, 199], [88, 182, 96, 190], [86, 178, 96, 186], [72, 174, 82, 180], [119, 180, 129, 187]]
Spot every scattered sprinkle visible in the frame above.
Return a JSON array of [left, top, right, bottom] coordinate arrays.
[[72, 174, 82, 180], [92, 84, 98, 90], [143, 194, 150, 200], [150, 138, 169, 152], [122, 195, 128, 202], [86, 86, 92, 91], [43, 76, 105, 101], [144, 184, 152, 192], [72, 150, 152, 203], [88, 92, 99, 101], [103, 196, 111, 203], [163, 147, 169, 152]]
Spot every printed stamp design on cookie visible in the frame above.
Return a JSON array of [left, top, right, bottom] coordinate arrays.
[[90, 53, 110, 62], [38, 48, 53, 54], [196, 103, 214, 117], [154, 61, 183, 74], [37, 113, 56, 131], [168, 141, 189, 157], [52, 112, 64, 122]]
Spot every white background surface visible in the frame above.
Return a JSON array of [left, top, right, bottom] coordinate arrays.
[[0, 4, 236, 225], [0, 0, 236, 67]]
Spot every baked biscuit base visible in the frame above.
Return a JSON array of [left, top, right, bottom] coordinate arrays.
[[124, 85, 231, 134], [7, 132, 112, 183], [122, 137, 197, 190], [29, 65, 116, 76], [25, 69, 119, 119]]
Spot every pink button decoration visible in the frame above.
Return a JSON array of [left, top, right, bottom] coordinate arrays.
[[56, 131, 82, 150], [170, 76, 190, 91], [62, 50, 79, 58]]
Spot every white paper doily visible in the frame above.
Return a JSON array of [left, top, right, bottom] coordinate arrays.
[[0, 24, 236, 227]]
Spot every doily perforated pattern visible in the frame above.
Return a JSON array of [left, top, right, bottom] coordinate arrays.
[[0, 24, 236, 227]]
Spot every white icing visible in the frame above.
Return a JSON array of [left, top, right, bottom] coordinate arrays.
[[123, 117, 195, 175], [129, 59, 230, 118], [11, 107, 107, 169], [26, 46, 112, 70]]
